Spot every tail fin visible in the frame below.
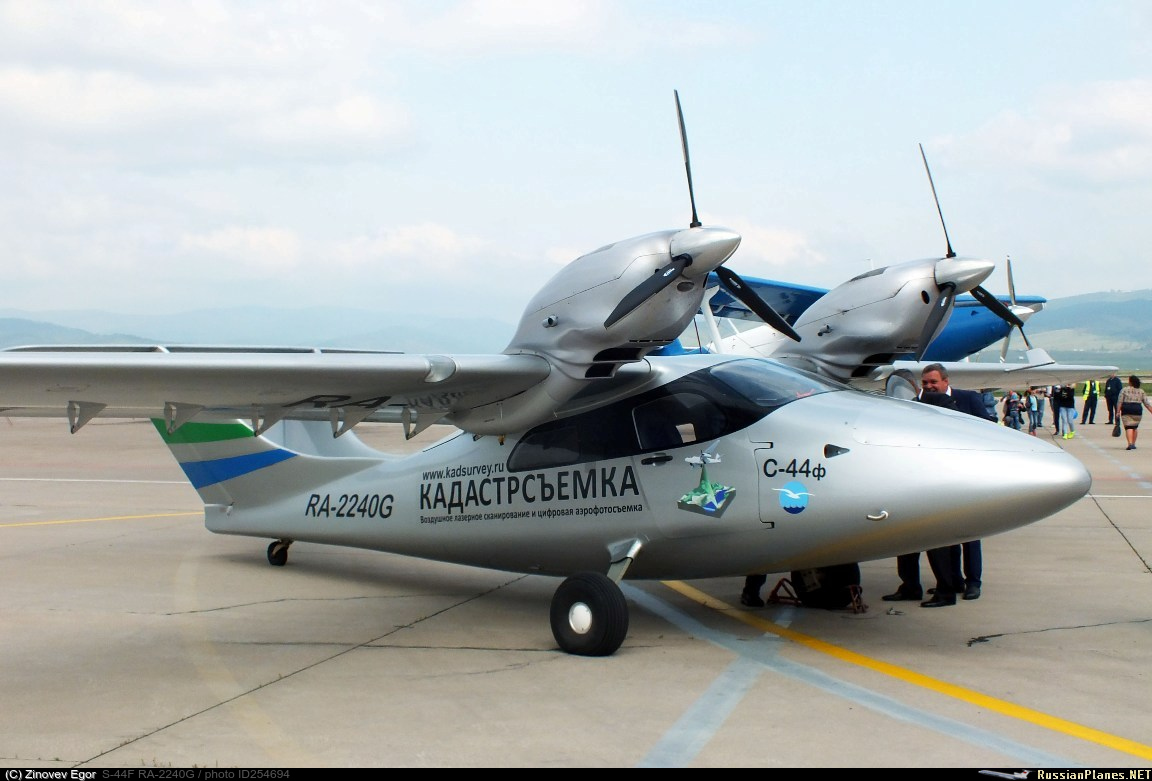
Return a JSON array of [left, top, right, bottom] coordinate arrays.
[[152, 419, 385, 508]]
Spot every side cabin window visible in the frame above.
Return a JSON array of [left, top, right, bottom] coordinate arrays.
[[507, 358, 841, 473], [633, 392, 724, 450]]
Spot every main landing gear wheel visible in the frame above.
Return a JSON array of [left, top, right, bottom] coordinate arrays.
[[550, 571, 629, 657], [266, 539, 292, 567]]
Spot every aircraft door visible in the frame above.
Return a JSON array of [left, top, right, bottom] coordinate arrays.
[[631, 393, 751, 539], [757, 445, 810, 528]]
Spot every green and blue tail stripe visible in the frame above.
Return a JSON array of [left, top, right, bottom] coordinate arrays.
[[151, 419, 297, 490], [173, 448, 297, 489], [150, 419, 385, 513]]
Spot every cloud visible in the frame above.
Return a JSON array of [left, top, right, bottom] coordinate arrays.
[[0, 1, 348, 74], [0, 64, 412, 165], [405, 0, 611, 50], [0, 1, 417, 165], [355, 0, 746, 55], [0, 0, 747, 167], [709, 216, 828, 276], [181, 226, 302, 271], [946, 79, 1152, 187], [329, 223, 488, 272]]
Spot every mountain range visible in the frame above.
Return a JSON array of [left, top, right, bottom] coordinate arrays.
[[965, 290, 1152, 372], [0, 306, 515, 355], [1, 289, 1149, 371]]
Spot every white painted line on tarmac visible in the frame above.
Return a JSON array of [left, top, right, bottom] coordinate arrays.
[[626, 584, 1078, 768]]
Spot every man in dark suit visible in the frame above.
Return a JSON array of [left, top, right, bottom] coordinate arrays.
[[881, 363, 996, 608], [1105, 373, 1123, 425]]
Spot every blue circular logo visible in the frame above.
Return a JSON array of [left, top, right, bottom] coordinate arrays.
[[777, 481, 811, 514]]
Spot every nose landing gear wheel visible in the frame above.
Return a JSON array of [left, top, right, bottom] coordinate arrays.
[[550, 571, 629, 656], [266, 539, 292, 567]]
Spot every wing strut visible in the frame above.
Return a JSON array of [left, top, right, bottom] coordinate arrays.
[[252, 406, 288, 436], [402, 406, 448, 440], [164, 402, 203, 434], [330, 406, 375, 438], [67, 401, 106, 434]]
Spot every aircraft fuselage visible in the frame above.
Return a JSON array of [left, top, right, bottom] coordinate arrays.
[[189, 354, 1090, 580]]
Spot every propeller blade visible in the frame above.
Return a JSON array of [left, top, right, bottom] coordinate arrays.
[[969, 285, 1025, 329], [920, 143, 955, 259], [915, 281, 955, 361], [714, 267, 801, 342], [1005, 255, 1017, 306], [999, 258, 1034, 351], [1017, 325, 1033, 351], [604, 255, 690, 328], [999, 331, 1012, 363], [674, 90, 701, 229]]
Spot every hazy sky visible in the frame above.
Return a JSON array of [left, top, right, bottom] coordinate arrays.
[[2, 1, 1150, 324]]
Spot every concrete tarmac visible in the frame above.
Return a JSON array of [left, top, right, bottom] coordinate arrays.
[[0, 416, 1149, 768]]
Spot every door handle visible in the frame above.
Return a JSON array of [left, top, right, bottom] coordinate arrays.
[[641, 454, 673, 465]]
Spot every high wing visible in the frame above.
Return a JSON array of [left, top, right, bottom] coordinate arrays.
[[0, 346, 551, 437], [0, 86, 817, 444], [0, 226, 769, 438], [871, 348, 1117, 396]]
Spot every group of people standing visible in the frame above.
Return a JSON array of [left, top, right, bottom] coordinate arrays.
[[996, 385, 1075, 437], [1005, 375, 1151, 448], [996, 379, 1113, 439]]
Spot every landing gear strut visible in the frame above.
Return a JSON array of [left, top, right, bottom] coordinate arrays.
[[266, 539, 292, 567], [549, 571, 629, 656]]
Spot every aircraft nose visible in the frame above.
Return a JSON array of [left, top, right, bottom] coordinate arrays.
[[983, 445, 1089, 515], [934, 256, 994, 292], [670, 226, 741, 278], [925, 443, 1091, 542], [846, 398, 1092, 539]]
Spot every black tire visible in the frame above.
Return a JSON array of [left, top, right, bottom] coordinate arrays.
[[550, 572, 629, 657], [266, 540, 289, 567]]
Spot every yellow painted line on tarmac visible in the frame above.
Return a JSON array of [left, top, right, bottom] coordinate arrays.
[[665, 580, 1152, 762], [0, 511, 200, 528], [171, 556, 323, 766]]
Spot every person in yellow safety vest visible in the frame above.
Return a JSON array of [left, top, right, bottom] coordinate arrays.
[[1081, 379, 1099, 425]]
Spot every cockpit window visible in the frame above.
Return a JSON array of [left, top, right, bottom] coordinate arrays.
[[633, 392, 724, 450], [508, 358, 843, 472], [708, 359, 842, 410]]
